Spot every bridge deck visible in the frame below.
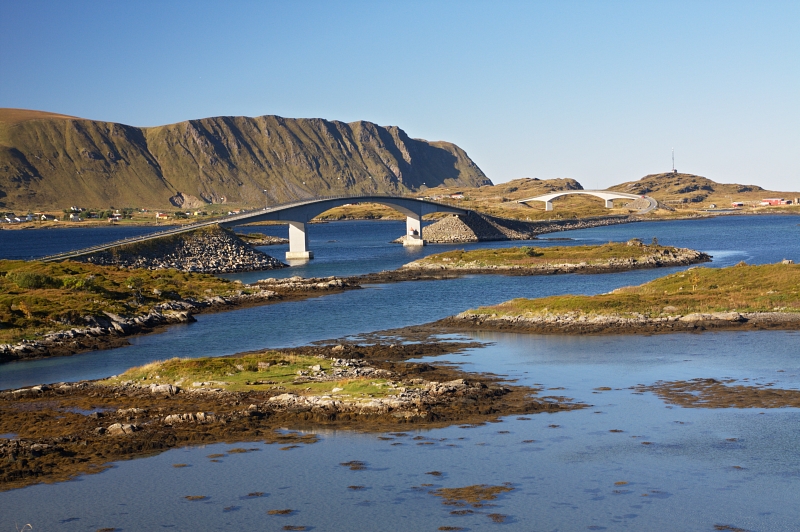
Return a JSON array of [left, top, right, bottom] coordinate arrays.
[[37, 194, 467, 262], [518, 190, 657, 214]]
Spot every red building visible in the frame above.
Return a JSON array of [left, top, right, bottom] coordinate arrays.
[[760, 198, 790, 206]]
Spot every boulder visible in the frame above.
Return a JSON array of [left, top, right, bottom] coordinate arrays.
[[106, 423, 137, 436], [150, 383, 180, 395]]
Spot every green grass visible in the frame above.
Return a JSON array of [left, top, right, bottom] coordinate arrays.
[[0, 259, 243, 343], [414, 241, 683, 268], [104, 352, 396, 398], [466, 263, 800, 318]]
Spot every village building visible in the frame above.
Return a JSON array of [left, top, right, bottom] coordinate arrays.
[[760, 198, 791, 206]]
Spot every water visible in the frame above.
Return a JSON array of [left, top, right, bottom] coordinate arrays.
[[1, 214, 800, 529], [3, 216, 798, 390], [0, 225, 176, 260], [4, 215, 796, 276], [2, 331, 799, 530]]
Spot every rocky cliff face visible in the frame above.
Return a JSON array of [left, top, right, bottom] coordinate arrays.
[[0, 109, 491, 210]]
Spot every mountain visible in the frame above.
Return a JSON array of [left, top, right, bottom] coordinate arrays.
[[0, 109, 491, 211]]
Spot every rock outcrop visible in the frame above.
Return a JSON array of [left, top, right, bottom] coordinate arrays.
[[404, 246, 712, 273], [80, 225, 286, 273], [416, 212, 634, 243], [446, 310, 800, 334]]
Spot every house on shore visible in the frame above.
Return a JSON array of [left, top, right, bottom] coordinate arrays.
[[760, 198, 792, 206]]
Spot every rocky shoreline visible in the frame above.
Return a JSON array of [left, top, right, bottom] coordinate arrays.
[[0, 341, 582, 491], [0, 246, 711, 362], [403, 246, 711, 274], [0, 276, 357, 362], [441, 310, 800, 334]]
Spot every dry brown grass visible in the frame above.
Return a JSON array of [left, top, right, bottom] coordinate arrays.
[[0, 108, 80, 125], [468, 263, 800, 318]]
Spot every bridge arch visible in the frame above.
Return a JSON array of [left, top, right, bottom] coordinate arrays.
[[37, 195, 469, 263], [219, 195, 468, 259], [517, 190, 656, 214]]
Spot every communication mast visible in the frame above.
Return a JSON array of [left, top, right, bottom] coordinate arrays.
[[671, 148, 677, 174]]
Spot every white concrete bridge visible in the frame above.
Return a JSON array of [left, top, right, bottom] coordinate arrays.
[[39, 195, 469, 262], [218, 195, 468, 259], [517, 190, 657, 214]]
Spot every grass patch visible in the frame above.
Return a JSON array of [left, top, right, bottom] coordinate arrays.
[[465, 263, 800, 318], [102, 352, 395, 398], [0, 259, 242, 344], [412, 242, 689, 268]]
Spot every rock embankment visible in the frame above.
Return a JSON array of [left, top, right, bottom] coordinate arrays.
[[416, 212, 634, 243], [404, 246, 711, 274], [252, 276, 352, 292], [81, 225, 286, 273], [444, 310, 800, 335]]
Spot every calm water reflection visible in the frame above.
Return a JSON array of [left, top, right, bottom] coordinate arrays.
[[2, 331, 799, 530]]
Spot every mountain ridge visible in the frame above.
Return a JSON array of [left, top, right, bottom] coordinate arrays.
[[0, 108, 491, 210]]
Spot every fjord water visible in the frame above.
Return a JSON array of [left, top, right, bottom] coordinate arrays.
[[1, 215, 800, 530], [1, 215, 797, 389]]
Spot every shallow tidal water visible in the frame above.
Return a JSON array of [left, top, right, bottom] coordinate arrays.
[[1, 215, 800, 530], [3, 331, 800, 531]]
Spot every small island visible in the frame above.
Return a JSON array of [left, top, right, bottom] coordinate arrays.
[[403, 240, 711, 274], [0, 340, 581, 491], [0, 260, 356, 362], [444, 261, 800, 333]]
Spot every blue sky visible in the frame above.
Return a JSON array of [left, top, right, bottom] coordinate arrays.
[[1, 1, 798, 190]]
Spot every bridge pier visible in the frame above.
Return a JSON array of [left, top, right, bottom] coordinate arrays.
[[404, 215, 424, 246], [286, 221, 314, 260], [545, 201, 553, 211]]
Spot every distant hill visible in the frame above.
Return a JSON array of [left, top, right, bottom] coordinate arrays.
[[608, 172, 796, 205], [0, 108, 491, 211]]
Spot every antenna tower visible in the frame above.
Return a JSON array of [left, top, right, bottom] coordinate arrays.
[[672, 148, 676, 173]]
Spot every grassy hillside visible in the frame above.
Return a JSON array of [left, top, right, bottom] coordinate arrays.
[[354, 173, 800, 222], [465, 263, 800, 318], [314, 177, 603, 221], [0, 108, 491, 211], [610, 172, 799, 211]]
